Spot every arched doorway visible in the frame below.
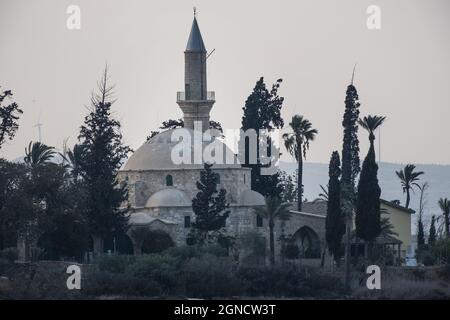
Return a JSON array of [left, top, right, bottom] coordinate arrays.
[[141, 229, 174, 254], [104, 233, 134, 255], [292, 226, 321, 259]]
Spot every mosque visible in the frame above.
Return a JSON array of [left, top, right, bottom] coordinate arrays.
[[115, 14, 332, 263]]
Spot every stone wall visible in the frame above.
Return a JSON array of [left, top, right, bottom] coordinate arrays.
[[118, 167, 251, 207]]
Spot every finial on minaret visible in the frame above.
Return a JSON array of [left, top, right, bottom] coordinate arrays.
[[351, 63, 357, 85], [193, 6, 197, 18]]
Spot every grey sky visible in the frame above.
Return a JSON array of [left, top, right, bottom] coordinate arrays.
[[1, 0, 449, 165]]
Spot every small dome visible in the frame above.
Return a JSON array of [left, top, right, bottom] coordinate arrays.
[[238, 189, 265, 206], [129, 212, 156, 225], [146, 188, 191, 208]]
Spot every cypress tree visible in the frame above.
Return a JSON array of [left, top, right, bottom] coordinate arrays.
[[341, 75, 360, 289], [78, 67, 132, 253], [355, 143, 381, 242], [417, 215, 425, 249], [429, 215, 436, 246], [325, 151, 345, 264], [189, 163, 230, 246]]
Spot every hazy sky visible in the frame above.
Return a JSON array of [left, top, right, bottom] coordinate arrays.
[[1, 0, 449, 165]]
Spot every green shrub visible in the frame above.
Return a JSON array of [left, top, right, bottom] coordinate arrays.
[[182, 254, 240, 298], [84, 271, 161, 297], [437, 264, 450, 281], [0, 247, 18, 262], [0, 258, 13, 276], [128, 254, 180, 294], [422, 252, 436, 266], [95, 254, 136, 273]]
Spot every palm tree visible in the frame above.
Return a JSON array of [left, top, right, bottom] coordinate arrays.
[[283, 115, 318, 211], [395, 164, 424, 209], [60, 143, 85, 180], [438, 198, 450, 238], [357, 115, 386, 148], [255, 196, 292, 266], [24, 141, 55, 167]]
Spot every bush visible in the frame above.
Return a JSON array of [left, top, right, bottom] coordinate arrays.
[[84, 271, 161, 297], [128, 254, 180, 294], [0, 258, 13, 276], [422, 252, 436, 266], [237, 264, 344, 298], [95, 254, 136, 274], [182, 254, 240, 298], [437, 264, 450, 281], [0, 247, 18, 262]]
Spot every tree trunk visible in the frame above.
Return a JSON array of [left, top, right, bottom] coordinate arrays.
[[445, 213, 450, 239], [405, 188, 411, 209], [297, 144, 303, 211], [269, 218, 275, 266]]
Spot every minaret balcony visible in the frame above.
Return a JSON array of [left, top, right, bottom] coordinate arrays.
[[177, 91, 215, 102]]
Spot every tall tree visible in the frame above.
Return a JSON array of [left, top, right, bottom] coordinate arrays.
[[325, 151, 345, 264], [355, 115, 385, 245], [282, 115, 318, 210], [241, 77, 284, 197], [438, 198, 450, 238], [278, 171, 297, 203], [189, 163, 230, 246], [78, 66, 131, 253], [341, 74, 361, 290], [417, 182, 429, 248], [255, 196, 291, 266], [0, 88, 23, 149], [395, 164, 424, 209], [429, 215, 437, 245], [417, 214, 425, 249]]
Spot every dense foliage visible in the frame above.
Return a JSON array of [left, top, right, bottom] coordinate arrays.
[[325, 151, 345, 264], [188, 163, 230, 246], [241, 77, 284, 197]]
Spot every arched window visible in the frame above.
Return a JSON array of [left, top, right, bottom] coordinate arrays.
[[166, 174, 173, 186], [256, 215, 263, 227]]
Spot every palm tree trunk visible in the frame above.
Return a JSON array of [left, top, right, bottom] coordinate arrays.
[[445, 213, 450, 239], [405, 188, 411, 209], [269, 218, 275, 266], [298, 144, 303, 211]]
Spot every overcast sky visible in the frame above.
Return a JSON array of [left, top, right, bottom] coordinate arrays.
[[1, 0, 449, 165]]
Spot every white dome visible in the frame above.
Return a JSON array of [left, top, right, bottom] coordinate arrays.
[[238, 189, 265, 206], [129, 212, 156, 225], [146, 188, 191, 208], [123, 128, 241, 171]]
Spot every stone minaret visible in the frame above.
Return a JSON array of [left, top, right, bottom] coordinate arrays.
[[177, 15, 215, 131]]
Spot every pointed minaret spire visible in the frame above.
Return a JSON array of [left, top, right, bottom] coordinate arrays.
[[186, 13, 206, 52], [177, 12, 215, 131]]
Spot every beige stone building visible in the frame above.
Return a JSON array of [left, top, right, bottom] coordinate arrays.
[[116, 15, 326, 262]]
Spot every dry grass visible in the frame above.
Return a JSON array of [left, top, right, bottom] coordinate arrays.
[[350, 267, 450, 299]]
